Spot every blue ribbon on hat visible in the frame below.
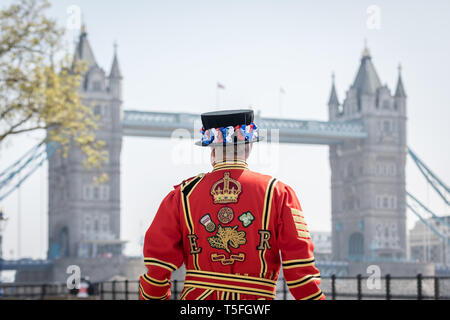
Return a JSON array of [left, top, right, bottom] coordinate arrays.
[[200, 123, 258, 146]]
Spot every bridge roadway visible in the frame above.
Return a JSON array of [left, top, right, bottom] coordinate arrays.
[[122, 110, 368, 145], [0, 259, 52, 271]]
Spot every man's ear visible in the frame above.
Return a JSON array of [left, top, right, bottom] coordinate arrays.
[[210, 147, 215, 166], [246, 144, 253, 160]]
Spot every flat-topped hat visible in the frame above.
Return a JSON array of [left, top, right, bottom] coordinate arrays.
[[196, 109, 262, 147]]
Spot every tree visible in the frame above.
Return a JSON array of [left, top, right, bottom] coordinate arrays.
[[0, 0, 107, 182]]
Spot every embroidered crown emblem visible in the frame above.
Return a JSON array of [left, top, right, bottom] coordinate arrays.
[[210, 172, 242, 204]]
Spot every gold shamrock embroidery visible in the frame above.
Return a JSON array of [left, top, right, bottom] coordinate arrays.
[[207, 225, 247, 253]]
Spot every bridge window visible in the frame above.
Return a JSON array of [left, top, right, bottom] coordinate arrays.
[[382, 100, 391, 110], [348, 232, 364, 261], [93, 187, 100, 199], [94, 218, 99, 232], [383, 120, 392, 133], [376, 162, 397, 176], [92, 80, 102, 91], [101, 215, 109, 232], [94, 105, 102, 116], [347, 162, 354, 178], [100, 185, 110, 201], [389, 163, 397, 176], [84, 215, 91, 232], [335, 221, 342, 232], [83, 185, 91, 200], [83, 185, 110, 201], [375, 195, 397, 209], [58, 227, 70, 258], [383, 197, 389, 208]]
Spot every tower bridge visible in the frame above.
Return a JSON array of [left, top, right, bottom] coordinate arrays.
[[122, 110, 367, 144], [1, 28, 448, 282], [45, 28, 415, 279]]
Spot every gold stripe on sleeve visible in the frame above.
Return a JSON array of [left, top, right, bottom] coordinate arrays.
[[300, 289, 324, 300], [144, 257, 177, 271]]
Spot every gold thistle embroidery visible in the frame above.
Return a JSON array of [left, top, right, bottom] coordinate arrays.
[[207, 225, 246, 253], [210, 172, 242, 204]]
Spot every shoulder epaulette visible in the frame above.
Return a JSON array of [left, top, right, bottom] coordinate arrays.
[[173, 173, 206, 190]]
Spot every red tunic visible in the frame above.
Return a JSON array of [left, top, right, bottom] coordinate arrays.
[[139, 160, 324, 300]]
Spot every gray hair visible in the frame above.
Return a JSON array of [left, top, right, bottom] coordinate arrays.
[[212, 143, 252, 162]]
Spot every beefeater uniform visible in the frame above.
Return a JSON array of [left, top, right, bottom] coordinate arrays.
[[139, 109, 324, 300]]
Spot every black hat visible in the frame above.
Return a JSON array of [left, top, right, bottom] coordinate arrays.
[[196, 109, 261, 147]]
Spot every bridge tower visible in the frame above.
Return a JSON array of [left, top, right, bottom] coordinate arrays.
[[47, 26, 124, 260], [329, 46, 408, 263]]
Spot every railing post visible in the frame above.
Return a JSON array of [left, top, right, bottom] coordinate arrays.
[[331, 274, 336, 300], [40, 284, 46, 300], [434, 277, 439, 300], [100, 282, 104, 300], [385, 274, 391, 300], [356, 274, 362, 300], [125, 280, 129, 300], [112, 281, 116, 300], [283, 279, 288, 300], [172, 280, 178, 300], [417, 274, 422, 300]]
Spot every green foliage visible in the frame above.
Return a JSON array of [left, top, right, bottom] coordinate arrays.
[[0, 0, 107, 183]]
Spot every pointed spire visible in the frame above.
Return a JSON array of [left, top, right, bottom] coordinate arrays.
[[352, 41, 382, 95], [395, 63, 406, 98], [328, 72, 340, 106], [80, 22, 86, 35], [74, 24, 98, 69], [362, 38, 371, 58], [109, 41, 122, 79]]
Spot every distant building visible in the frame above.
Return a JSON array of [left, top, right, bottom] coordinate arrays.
[[409, 216, 450, 265], [310, 231, 332, 261]]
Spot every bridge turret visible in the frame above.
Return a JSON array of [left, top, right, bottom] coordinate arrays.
[[328, 72, 341, 121], [343, 46, 382, 118], [74, 24, 98, 71], [48, 28, 124, 261], [394, 64, 407, 115], [330, 46, 408, 265], [108, 42, 122, 100], [74, 24, 108, 93]]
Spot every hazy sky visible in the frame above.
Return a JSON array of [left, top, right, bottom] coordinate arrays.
[[0, 0, 449, 259]]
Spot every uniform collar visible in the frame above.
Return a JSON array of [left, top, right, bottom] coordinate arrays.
[[212, 159, 248, 172]]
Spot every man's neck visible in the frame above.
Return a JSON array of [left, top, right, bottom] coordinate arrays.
[[211, 158, 248, 172], [213, 158, 247, 164]]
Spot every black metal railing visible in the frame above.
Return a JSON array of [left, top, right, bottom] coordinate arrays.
[[0, 282, 69, 300], [1, 275, 450, 300]]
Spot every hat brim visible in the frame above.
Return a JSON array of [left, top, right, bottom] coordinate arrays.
[[195, 136, 264, 147]]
